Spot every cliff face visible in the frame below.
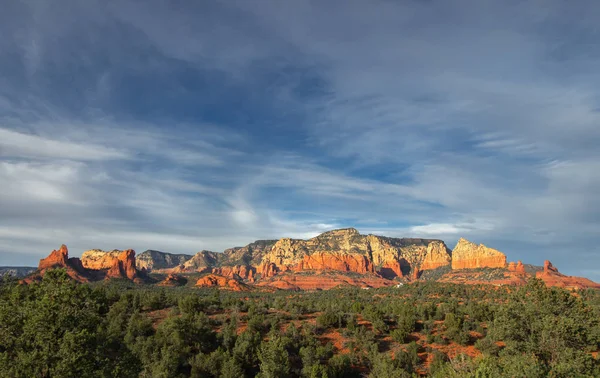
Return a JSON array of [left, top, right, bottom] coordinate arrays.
[[106, 250, 137, 280], [258, 228, 450, 279], [39, 244, 69, 270], [176, 250, 221, 272], [36, 245, 89, 282], [81, 249, 123, 270], [136, 250, 193, 271], [451, 238, 506, 270], [222, 240, 277, 266], [34, 245, 141, 283], [212, 265, 256, 282], [195, 274, 248, 291]]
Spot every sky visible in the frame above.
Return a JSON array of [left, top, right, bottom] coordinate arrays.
[[1, 1, 600, 280]]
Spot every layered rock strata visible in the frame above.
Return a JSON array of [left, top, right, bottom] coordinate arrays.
[[451, 238, 506, 270]]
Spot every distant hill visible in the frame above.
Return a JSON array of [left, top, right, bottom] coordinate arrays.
[[0, 266, 36, 278]]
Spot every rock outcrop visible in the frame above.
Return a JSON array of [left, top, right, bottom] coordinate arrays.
[[159, 274, 188, 286], [212, 265, 256, 282], [258, 228, 450, 279], [36, 245, 90, 282], [451, 238, 506, 270], [39, 244, 69, 270], [81, 249, 123, 270], [195, 274, 248, 291], [176, 250, 221, 272], [106, 250, 138, 281], [222, 240, 278, 266], [507, 260, 526, 274], [136, 250, 193, 271], [535, 260, 600, 289], [421, 241, 452, 270]]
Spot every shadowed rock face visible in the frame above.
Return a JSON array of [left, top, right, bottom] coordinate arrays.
[[106, 250, 137, 280], [451, 238, 507, 270]]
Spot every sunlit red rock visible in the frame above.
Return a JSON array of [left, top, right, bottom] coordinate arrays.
[[212, 265, 256, 282], [106, 249, 137, 280], [195, 274, 249, 291], [420, 241, 452, 270], [81, 249, 123, 270], [507, 260, 526, 274], [451, 238, 506, 270], [535, 260, 600, 289], [38, 244, 69, 270]]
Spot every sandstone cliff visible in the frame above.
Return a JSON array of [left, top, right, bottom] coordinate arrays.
[[106, 250, 138, 281], [258, 228, 450, 279], [36, 245, 89, 282], [158, 274, 188, 286], [136, 250, 193, 271], [212, 265, 256, 282], [81, 249, 123, 270], [222, 240, 277, 266], [195, 274, 249, 291], [451, 238, 506, 270], [176, 250, 221, 272]]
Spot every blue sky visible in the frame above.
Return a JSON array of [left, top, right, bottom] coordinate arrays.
[[1, 1, 600, 280]]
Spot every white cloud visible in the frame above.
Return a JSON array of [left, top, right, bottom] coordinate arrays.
[[0, 128, 128, 161]]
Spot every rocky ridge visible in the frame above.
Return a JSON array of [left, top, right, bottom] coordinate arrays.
[[32, 245, 143, 282], [20, 229, 600, 290], [136, 250, 193, 271], [451, 238, 506, 270]]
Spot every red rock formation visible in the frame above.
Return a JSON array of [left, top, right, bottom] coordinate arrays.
[[38, 244, 69, 270], [420, 241, 452, 270], [195, 274, 249, 291], [258, 262, 279, 278], [106, 250, 137, 280], [543, 260, 558, 274], [411, 268, 420, 281], [534, 260, 600, 289], [159, 274, 187, 286], [379, 258, 404, 279], [295, 252, 374, 274], [451, 238, 507, 270], [507, 261, 526, 273], [35, 245, 90, 282], [212, 265, 256, 282]]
